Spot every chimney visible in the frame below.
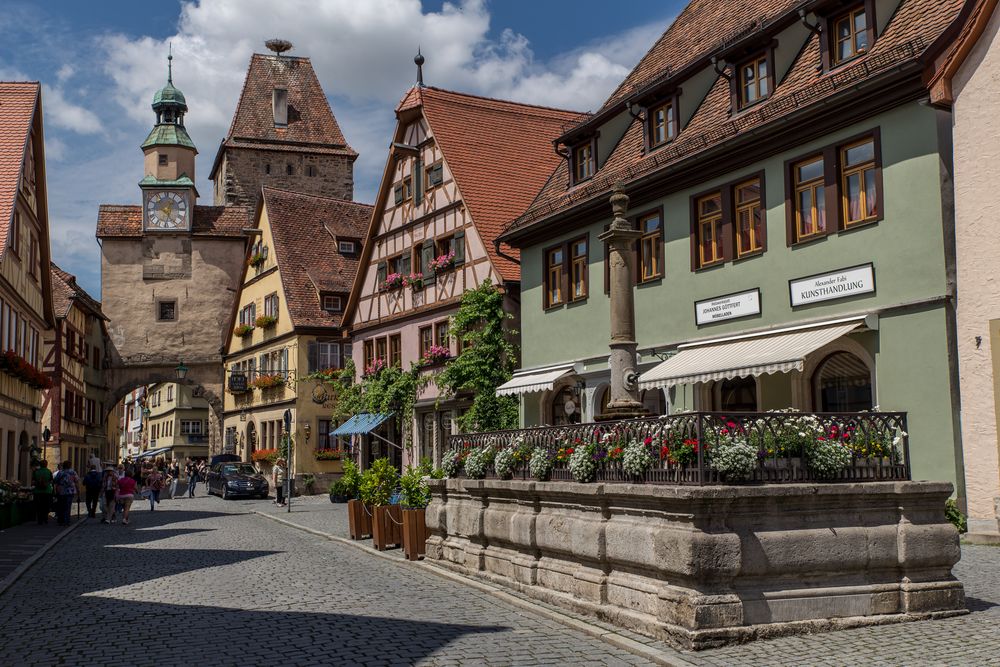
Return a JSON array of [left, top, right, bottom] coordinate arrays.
[[272, 88, 288, 127]]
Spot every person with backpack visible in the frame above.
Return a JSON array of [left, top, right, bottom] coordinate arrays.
[[101, 466, 119, 524], [32, 459, 54, 524], [53, 460, 79, 526], [82, 464, 102, 518], [145, 467, 164, 510]]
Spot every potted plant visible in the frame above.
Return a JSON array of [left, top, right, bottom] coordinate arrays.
[[329, 477, 351, 503], [251, 374, 286, 390], [343, 462, 371, 539], [302, 474, 316, 495], [399, 459, 442, 560], [361, 457, 401, 550], [405, 272, 425, 291], [314, 448, 344, 461], [251, 448, 279, 464], [255, 314, 278, 328], [382, 272, 405, 291], [421, 345, 451, 366], [234, 323, 254, 338], [248, 252, 266, 268], [429, 249, 456, 273]]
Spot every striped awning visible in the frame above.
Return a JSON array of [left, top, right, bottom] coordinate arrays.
[[330, 413, 392, 436], [638, 319, 865, 389], [496, 362, 582, 397]]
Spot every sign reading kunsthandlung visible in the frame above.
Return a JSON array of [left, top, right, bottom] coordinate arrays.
[[695, 288, 761, 325], [789, 263, 875, 307]]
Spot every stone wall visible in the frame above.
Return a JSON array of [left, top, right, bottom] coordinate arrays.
[[215, 147, 355, 210], [425, 479, 966, 650]]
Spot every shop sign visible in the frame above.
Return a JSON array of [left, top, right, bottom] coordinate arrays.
[[695, 288, 761, 325], [789, 263, 875, 307]]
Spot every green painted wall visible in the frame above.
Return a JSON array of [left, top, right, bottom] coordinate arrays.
[[517, 101, 959, 490]]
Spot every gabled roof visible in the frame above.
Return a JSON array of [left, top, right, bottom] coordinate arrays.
[[261, 187, 371, 329], [50, 263, 105, 321], [0, 82, 40, 257], [506, 0, 965, 240], [95, 204, 249, 238], [395, 86, 584, 281], [926, 0, 998, 106]]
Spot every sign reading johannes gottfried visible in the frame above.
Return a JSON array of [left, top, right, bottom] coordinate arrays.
[[695, 288, 761, 325], [789, 263, 875, 307]]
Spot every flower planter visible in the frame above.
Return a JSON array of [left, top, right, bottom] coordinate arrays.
[[372, 504, 402, 551], [348, 499, 372, 540], [402, 508, 428, 561]]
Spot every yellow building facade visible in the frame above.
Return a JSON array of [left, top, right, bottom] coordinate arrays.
[[144, 381, 210, 463], [222, 187, 370, 489]]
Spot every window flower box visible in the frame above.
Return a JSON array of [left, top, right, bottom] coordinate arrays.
[[421, 345, 451, 366], [251, 448, 279, 463], [363, 358, 388, 378], [429, 250, 455, 273], [314, 448, 345, 461], [382, 272, 405, 291], [248, 252, 266, 268], [405, 272, 425, 291], [251, 373, 286, 390], [234, 324, 254, 338], [0, 351, 52, 390], [255, 314, 278, 328]]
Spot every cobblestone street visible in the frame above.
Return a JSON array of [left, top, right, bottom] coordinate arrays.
[[0, 494, 996, 666]]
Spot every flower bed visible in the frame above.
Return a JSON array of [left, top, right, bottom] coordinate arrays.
[[251, 448, 279, 463], [234, 324, 254, 338], [251, 373, 286, 390], [443, 411, 910, 485], [254, 315, 277, 328], [0, 351, 51, 390], [314, 448, 345, 461]]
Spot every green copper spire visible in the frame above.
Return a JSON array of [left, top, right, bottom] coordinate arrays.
[[144, 47, 195, 151]]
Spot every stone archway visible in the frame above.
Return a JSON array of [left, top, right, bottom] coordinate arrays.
[[104, 358, 225, 458]]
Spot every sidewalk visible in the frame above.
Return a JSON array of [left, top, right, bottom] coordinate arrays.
[[0, 511, 85, 596]]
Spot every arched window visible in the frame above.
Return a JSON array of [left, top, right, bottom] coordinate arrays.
[[719, 376, 757, 412], [551, 386, 581, 425], [641, 388, 668, 415], [814, 352, 872, 412], [598, 385, 610, 417]]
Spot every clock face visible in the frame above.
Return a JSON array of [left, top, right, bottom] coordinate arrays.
[[145, 191, 189, 230]]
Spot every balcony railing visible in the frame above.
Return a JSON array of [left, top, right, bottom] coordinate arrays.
[[445, 411, 909, 485]]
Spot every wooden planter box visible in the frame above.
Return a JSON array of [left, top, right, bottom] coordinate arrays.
[[372, 504, 402, 551], [402, 508, 428, 561], [347, 499, 372, 540]]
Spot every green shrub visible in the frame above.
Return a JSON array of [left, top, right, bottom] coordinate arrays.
[[399, 465, 431, 509], [945, 498, 968, 534], [358, 457, 399, 507], [338, 460, 362, 499]]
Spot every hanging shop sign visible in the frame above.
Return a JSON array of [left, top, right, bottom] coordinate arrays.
[[789, 263, 875, 307], [694, 288, 761, 325]]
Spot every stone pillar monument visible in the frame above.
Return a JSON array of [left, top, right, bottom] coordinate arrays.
[[597, 182, 649, 421]]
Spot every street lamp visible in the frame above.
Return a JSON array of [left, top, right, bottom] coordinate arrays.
[[175, 361, 189, 381]]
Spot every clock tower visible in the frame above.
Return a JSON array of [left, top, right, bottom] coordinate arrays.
[[140, 52, 197, 232]]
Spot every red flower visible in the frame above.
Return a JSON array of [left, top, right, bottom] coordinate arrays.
[[727, 421, 737, 429], [566, 447, 575, 455], [643, 436, 652, 446], [660, 445, 670, 459]]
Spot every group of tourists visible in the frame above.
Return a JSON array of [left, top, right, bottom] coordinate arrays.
[[29, 454, 209, 527]]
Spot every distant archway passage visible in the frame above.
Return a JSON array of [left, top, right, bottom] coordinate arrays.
[[104, 357, 224, 459]]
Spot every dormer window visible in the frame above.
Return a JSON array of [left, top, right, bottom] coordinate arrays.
[[834, 7, 869, 65], [572, 142, 595, 184], [322, 295, 342, 312], [647, 101, 675, 149], [338, 240, 356, 254], [272, 88, 288, 127], [737, 55, 770, 109]]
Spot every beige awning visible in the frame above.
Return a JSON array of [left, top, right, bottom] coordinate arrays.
[[638, 319, 865, 389], [496, 362, 581, 397]]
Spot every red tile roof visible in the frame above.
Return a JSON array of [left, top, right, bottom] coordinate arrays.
[[507, 0, 965, 238], [225, 54, 354, 151], [400, 87, 584, 281], [0, 82, 39, 257], [261, 187, 372, 329], [95, 204, 249, 238], [50, 263, 104, 320], [926, 0, 998, 105]]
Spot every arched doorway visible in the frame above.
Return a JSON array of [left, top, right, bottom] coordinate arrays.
[[551, 385, 582, 425], [814, 351, 873, 412], [718, 376, 757, 412], [245, 422, 257, 458]]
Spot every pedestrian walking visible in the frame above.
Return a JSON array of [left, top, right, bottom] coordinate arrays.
[[31, 459, 53, 524], [187, 459, 200, 497], [88, 450, 101, 473], [145, 467, 164, 510], [116, 471, 137, 526], [101, 466, 118, 524], [52, 461, 79, 526], [82, 464, 102, 518], [273, 458, 287, 507], [167, 460, 180, 499]]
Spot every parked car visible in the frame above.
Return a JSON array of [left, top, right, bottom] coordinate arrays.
[[206, 462, 269, 500]]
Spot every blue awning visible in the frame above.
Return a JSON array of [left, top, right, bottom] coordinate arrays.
[[330, 413, 392, 436]]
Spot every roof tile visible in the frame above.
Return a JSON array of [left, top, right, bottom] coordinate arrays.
[[0, 82, 39, 257], [95, 204, 249, 238]]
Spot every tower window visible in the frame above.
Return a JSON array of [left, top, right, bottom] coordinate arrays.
[[286, 164, 293, 176], [157, 300, 177, 322], [306, 165, 318, 177], [158, 154, 168, 166], [264, 164, 271, 175], [273, 88, 288, 127]]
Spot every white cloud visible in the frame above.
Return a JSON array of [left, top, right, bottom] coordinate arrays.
[[41, 84, 103, 135]]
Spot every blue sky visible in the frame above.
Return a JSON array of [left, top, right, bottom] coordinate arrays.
[[0, 0, 680, 297]]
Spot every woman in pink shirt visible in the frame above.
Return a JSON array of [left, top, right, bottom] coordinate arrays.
[[116, 474, 137, 526]]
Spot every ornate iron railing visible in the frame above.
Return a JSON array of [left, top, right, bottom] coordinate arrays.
[[445, 411, 909, 485]]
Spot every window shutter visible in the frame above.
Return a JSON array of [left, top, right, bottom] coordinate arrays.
[[413, 159, 423, 205], [400, 253, 411, 276], [376, 261, 387, 285], [454, 230, 466, 265], [259, 354, 267, 372], [394, 185, 403, 206], [421, 240, 435, 281], [281, 348, 288, 373], [307, 341, 318, 373]]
